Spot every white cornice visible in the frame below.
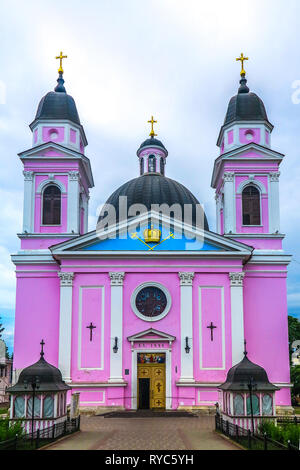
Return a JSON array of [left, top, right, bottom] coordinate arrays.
[[11, 252, 57, 265], [211, 143, 284, 188], [18, 142, 94, 188]]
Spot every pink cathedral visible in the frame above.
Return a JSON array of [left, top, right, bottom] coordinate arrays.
[[11, 63, 292, 414]]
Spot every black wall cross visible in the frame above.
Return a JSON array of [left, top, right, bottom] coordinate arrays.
[[86, 322, 96, 341], [207, 322, 217, 341]]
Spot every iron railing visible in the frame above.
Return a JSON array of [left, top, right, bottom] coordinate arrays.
[[215, 415, 299, 451], [0, 416, 80, 450]]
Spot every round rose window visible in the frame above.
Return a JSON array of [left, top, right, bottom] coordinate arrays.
[[135, 286, 167, 318]]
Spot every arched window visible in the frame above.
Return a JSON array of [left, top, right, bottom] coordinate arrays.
[[148, 155, 156, 172], [42, 185, 61, 225], [140, 157, 144, 175], [242, 185, 261, 225]]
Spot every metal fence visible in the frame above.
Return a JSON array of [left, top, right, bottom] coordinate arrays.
[[0, 416, 80, 451], [277, 416, 300, 425], [215, 415, 299, 451]]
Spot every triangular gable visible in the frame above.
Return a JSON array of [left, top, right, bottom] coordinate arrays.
[[50, 211, 253, 257], [127, 328, 176, 343]]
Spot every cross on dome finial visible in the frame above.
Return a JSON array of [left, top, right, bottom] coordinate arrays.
[[40, 339, 45, 359], [236, 53, 249, 76], [56, 51, 68, 74], [244, 339, 248, 357], [148, 115, 158, 138]]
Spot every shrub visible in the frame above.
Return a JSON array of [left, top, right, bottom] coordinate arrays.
[[259, 419, 300, 447], [0, 418, 24, 442]]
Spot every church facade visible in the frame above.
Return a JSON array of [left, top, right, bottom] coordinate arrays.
[[11, 59, 292, 413]]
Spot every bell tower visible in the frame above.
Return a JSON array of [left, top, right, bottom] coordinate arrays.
[[19, 54, 94, 250], [211, 55, 284, 249]]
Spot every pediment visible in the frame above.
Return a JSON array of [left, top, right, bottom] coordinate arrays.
[[127, 328, 176, 343], [18, 142, 84, 160], [50, 211, 252, 257]]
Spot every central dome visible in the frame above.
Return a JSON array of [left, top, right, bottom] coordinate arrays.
[[98, 173, 209, 230]]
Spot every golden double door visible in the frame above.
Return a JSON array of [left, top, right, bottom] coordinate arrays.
[[137, 362, 166, 409]]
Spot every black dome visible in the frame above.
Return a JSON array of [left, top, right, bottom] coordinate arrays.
[[32, 74, 80, 126], [98, 173, 209, 230], [224, 76, 272, 127], [7, 356, 70, 392], [34, 91, 80, 125], [219, 354, 278, 392], [138, 137, 167, 152]]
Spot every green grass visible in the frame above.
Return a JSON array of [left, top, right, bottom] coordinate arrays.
[[294, 406, 300, 415]]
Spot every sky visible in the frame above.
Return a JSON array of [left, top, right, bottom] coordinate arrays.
[[0, 0, 300, 353]]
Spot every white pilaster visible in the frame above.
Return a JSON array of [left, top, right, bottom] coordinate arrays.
[[178, 272, 195, 383], [229, 272, 245, 365], [109, 272, 125, 383], [58, 272, 74, 383], [223, 172, 235, 234], [268, 172, 280, 234], [67, 171, 80, 233], [215, 193, 221, 234], [23, 171, 34, 233]]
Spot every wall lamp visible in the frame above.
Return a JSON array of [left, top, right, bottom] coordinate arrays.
[[113, 337, 118, 353], [185, 336, 190, 354]]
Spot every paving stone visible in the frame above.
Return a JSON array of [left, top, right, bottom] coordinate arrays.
[[46, 415, 239, 451]]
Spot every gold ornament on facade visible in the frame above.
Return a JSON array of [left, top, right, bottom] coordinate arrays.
[[143, 225, 161, 243]]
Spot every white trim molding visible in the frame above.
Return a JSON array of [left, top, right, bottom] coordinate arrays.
[[223, 172, 235, 234], [58, 272, 74, 382], [131, 347, 172, 410], [229, 272, 245, 365], [178, 272, 195, 384], [67, 171, 80, 234], [36, 178, 67, 194], [269, 172, 280, 234], [109, 272, 125, 383], [77, 286, 105, 370], [23, 171, 34, 233], [237, 178, 267, 195], [199, 286, 226, 370]]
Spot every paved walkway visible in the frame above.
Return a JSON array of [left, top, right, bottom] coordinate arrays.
[[45, 415, 239, 450]]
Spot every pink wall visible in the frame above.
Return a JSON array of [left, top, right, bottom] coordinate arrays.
[[239, 128, 261, 145], [243, 272, 291, 403], [13, 271, 60, 371], [42, 127, 65, 144]]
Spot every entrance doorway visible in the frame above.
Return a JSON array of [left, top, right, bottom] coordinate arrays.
[[137, 353, 166, 410]]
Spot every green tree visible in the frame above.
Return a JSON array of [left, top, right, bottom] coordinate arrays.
[[0, 318, 4, 339], [0, 317, 10, 359], [288, 315, 300, 362]]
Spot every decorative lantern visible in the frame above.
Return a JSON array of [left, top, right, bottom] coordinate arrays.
[[218, 342, 279, 433], [7, 340, 71, 435]]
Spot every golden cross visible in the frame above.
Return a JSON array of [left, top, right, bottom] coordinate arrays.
[[148, 115, 157, 137], [236, 53, 249, 76], [56, 51, 68, 74]]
